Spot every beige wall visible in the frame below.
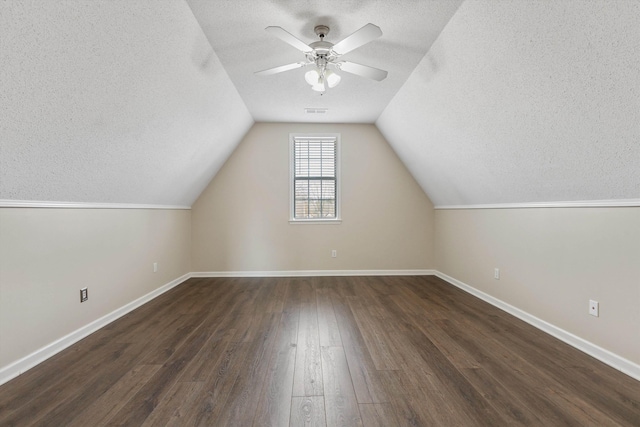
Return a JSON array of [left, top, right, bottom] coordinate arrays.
[[192, 123, 434, 272], [434, 207, 640, 364], [0, 208, 191, 369]]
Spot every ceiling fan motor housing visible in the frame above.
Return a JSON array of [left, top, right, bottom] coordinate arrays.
[[314, 25, 330, 38], [310, 25, 334, 60], [309, 41, 333, 54]]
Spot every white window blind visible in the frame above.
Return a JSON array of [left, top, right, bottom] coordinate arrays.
[[291, 135, 340, 220]]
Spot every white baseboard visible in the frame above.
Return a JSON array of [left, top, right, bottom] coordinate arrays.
[[0, 273, 191, 386], [434, 271, 640, 382], [191, 269, 437, 278]]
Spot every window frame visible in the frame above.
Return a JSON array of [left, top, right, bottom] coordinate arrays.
[[289, 133, 342, 225]]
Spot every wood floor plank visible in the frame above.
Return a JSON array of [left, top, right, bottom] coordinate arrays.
[[182, 340, 251, 426], [347, 296, 400, 370], [67, 364, 162, 427], [460, 366, 544, 425], [290, 396, 326, 427], [392, 283, 451, 320], [215, 312, 281, 426], [324, 275, 357, 298], [450, 305, 640, 424], [406, 314, 480, 370], [377, 326, 473, 425], [0, 276, 637, 426], [31, 342, 163, 426], [106, 328, 211, 425], [288, 277, 316, 305], [358, 403, 400, 427], [140, 381, 203, 427], [253, 309, 299, 427], [371, 293, 509, 426], [377, 370, 436, 426], [359, 275, 399, 297], [436, 317, 601, 426], [401, 325, 508, 425], [178, 327, 237, 383], [330, 293, 388, 404], [292, 302, 324, 397], [321, 346, 363, 427], [265, 277, 289, 313], [542, 383, 629, 427], [0, 336, 118, 420], [206, 287, 260, 343], [139, 313, 205, 365], [112, 279, 217, 338], [432, 284, 640, 427], [316, 287, 342, 347], [231, 284, 272, 343], [0, 341, 132, 426]]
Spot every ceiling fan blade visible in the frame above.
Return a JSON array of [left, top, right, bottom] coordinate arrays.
[[255, 62, 307, 76], [265, 26, 313, 52], [338, 61, 388, 81], [332, 23, 382, 55]]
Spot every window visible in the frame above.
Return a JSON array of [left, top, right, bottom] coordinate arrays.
[[290, 133, 341, 223]]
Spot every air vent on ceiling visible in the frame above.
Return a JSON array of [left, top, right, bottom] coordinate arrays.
[[304, 108, 328, 114]]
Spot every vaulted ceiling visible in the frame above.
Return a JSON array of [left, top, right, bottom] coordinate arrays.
[[1, 0, 638, 207]]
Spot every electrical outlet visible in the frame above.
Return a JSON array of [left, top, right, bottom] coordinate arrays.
[[331, 250, 337, 258], [153, 262, 158, 273], [494, 268, 500, 280], [80, 287, 88, 303], [589, 300, 599, 317]]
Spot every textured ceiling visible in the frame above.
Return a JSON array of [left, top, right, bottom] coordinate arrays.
[[0, 0, 253, 206], [186, 0, 463, 123], [378, 0, 640, 206]]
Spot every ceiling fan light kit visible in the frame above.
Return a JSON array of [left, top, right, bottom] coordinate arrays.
[[305, 68, 341, 92], [256, 23, 388, 93]]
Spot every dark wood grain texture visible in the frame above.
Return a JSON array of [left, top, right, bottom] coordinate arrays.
[[0, 275, 637, 426]]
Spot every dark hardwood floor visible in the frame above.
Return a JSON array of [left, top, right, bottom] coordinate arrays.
[[1, 275, 638, 426]]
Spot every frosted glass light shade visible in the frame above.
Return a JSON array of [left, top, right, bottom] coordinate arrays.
[[325, 70, 341, 88], [305, 69, 320, 85], [311, 81, 326, 92]]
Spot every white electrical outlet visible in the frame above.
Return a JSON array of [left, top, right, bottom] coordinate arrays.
[[331, 250, 337, 258], [494, 268, 500, 280], [589, 300, 599, 317], [153, 262, 158, 273]]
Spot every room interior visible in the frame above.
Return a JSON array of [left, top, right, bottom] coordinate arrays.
[[0, 0, 638, 423]]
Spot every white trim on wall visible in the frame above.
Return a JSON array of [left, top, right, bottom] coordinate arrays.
[[435, 199, 640, 210], [0, 200, 191, 209], [192, 269, 436, 278], [434, 271, 640, 382], [0, 273, 191, 386]]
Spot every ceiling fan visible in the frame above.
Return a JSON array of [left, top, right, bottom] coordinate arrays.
[[255, 23, 388, 92]]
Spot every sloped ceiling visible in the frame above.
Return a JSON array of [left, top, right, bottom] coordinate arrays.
[[0, 0, 253, 206], [1, 0, 638, 207], [377, 0, 640, 206]]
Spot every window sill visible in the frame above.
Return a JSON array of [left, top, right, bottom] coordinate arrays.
[[289, 219, 342, 225]]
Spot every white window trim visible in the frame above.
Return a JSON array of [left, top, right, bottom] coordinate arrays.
[[289, 133, 342, 224]]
